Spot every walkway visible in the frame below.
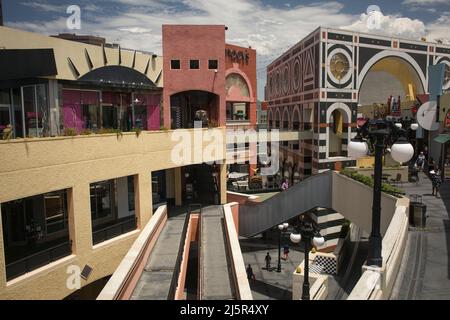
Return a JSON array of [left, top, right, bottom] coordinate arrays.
[[200, 206, 235, 300], [391, 173, 450, 300], [130, 209, 186, 300], [240, 231, 369, 300]]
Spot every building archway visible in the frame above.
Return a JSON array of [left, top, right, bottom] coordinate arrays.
[[268, 109, 273, 128], [326, 102, 351, 159], [282, 108, 290, 130], [275, 109, 281, 129], [170, 90, 219, 129], [292, 106, 300, 130], [358, 54, 426, 117]]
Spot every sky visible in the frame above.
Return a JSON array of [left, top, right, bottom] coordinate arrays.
[[3, 0, 450, 99]]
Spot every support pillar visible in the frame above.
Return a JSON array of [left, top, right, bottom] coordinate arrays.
[[175, 167, 183, 206], [135, 172, 152, 228], [69, 184, 94, 255], [220, 162, 227, 205]]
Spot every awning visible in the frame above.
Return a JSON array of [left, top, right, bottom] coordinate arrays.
[[434, 134, 450, 144], [0, 49, 57, 81]]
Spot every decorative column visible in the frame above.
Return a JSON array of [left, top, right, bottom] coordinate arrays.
[[220, 162, 227, 204], [68, 184, 93, 255], [135, 172, 152, 228], [175, 167, 183, 206]]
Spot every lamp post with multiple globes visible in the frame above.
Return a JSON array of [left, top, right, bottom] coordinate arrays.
[[290, 216, 325, 300], [347, 119, 418, 267]]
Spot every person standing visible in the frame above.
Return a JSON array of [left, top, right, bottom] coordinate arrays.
[[283, 245, 290, 260], [416, 152, 426, 171], [246, 264, 255, 280], [431, 170, 442, 198], [265, 252, 272, 270]]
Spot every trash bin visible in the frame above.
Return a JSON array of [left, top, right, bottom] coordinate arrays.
[[409, 194, 427, 227]]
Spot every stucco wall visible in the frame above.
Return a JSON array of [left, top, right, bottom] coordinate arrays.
[[162, 25, 226, 128], [331, 172, 398, 236]]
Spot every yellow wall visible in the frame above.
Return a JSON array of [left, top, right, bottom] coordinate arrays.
[[0, 128, 226, 299]]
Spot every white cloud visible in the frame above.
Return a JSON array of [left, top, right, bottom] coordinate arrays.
[[9, 0, 450, 99], [342, 11, 426, 40], [403, 0, 450, 5]]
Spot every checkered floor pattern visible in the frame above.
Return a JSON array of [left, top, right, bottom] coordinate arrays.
[[309, 256, 338, 275]]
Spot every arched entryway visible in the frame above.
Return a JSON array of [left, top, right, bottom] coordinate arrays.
[[358, 54, 426, 118], [170, 90, 219, 129], [327, 102, 351, 159]]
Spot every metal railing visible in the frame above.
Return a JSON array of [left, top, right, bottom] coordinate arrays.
[[167, 204, 202, 300], [92, 216, 137, 245], [6, 240, 72, 281]]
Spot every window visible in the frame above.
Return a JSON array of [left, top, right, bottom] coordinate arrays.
[[226, 102, 250, 121], [44, 191, 68, 234], [1, 189, 71, 280], [128, 176, 135, 212], [90, 180, 115, 223], [190, 60, 200, 70], [171, 60, 180, 70], [208, 60, 218, 70]]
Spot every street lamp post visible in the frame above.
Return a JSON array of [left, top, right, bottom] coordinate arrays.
[[290, 217, 325, 300], [277, 222, 289, 273], [348, 119, 417, 267]]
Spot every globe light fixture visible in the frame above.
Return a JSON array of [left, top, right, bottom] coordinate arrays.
[[348, 135, 369, 159], [313, 235, 325, 247], [391, 137, 414, 164], [290, 233, 301, 244]]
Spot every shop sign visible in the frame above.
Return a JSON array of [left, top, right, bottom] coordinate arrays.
[[226, 48, 250, 64]]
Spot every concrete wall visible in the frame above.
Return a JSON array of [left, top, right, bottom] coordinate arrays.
[[97, 205, 168, 300], [348, 197, 409, 300], [0, 128, 226, 299], [223, 204, 253, 300], [331, 172, 398, 236]]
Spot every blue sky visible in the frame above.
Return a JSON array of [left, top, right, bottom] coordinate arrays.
[[3, 0, 450, 99]]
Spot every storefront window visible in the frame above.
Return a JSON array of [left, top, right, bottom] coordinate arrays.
[[90, 176, 137, 245], [0, 89, 11, 137], [63, 90, 100, 133], [152, 171, 167, 207], [1, 189, 71, 280], [226, 102, 250, 121], [23, 84, 50, 138], [90, 180, 115, 222]]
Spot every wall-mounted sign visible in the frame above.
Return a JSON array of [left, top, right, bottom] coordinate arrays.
[[226, 48, 250, 64]]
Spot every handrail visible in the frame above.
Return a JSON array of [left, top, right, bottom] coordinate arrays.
[[167, 204, 202, 299], [92, 216, 137, 245], [197, 204, 204, 300], [6, 240, 72, 280]]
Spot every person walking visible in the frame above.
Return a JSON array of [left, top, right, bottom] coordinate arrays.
[[281, 178, 289, 191], [246, 264, 255, 280], [431, 170, 442, 198], [416, 152, 426, 171], [265, 252, 272, 270], [283, 245, 290, 260]]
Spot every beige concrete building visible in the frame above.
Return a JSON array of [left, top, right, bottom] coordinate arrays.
[[0, 26, 227, 299]]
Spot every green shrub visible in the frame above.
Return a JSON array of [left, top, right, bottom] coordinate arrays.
[[131, 127, 142, 137], [340, 169, 405, 197], [80, 129, 93, 135], [63, 128, 77, 136]]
